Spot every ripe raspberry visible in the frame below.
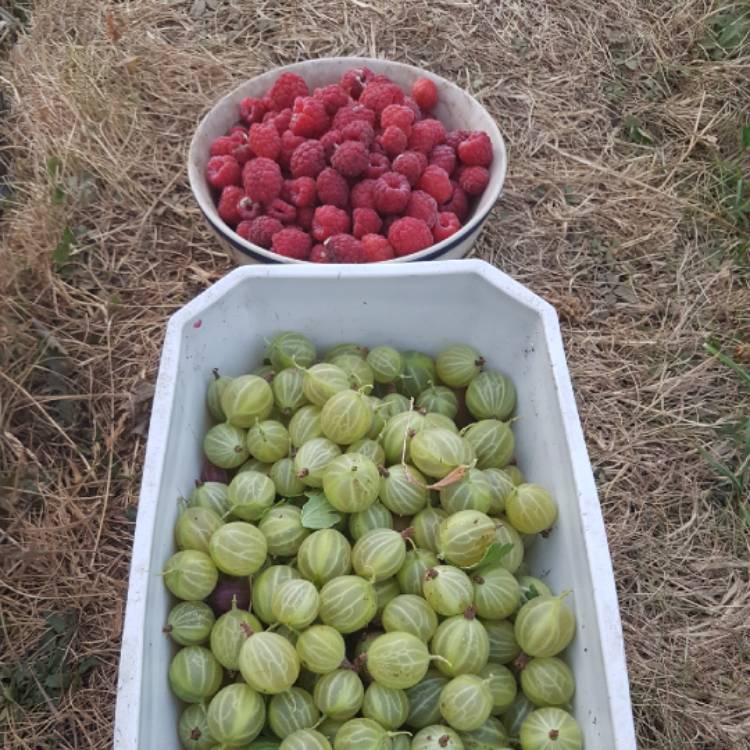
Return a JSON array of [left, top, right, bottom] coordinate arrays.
[[316, 168, 349, 208], [283, 176, 317, 208], [266, 198, 296, 224], [290, 140, 326, 178], [408, 119, 446, 153], [272, 227, 312, 260], [291, 96, 330, 137], [217, 185, 244, 225], [417, 165, 453, 204], [296, 206, 314, 231], [239, 96, 266, 124], [210, 136, 240, 156], [320, 129, 343, 160], [403, 96, 423, 122], [333, 104, 376, 130], [340, 67, 375, 99], [365, 152, 391, 179], [268, 72, 309, 111], [388, 217, 433, 256], [312, 205, 351, 241], [325, 233, 365, 263], [351, 179, 377, 210], [242, 157, 282, 203], [280, 130, 306, 169], [247, 216, 283, 248], [380, 104, 415, 136], [248, 123, 281, 161], [381, 215, 399, 236], [234, 145, 254, 165], [330, 140, 369, 178], [342, 120, 375, 147], [236, 220, 253, 242], [412, 77, 438, 110], [446, 129, 471, 150], [352, 207, 383, 238], [313, 84, 350, 115], [370, 73, 395, 85], [206, 155, 241, 189], [458, 165, 490, 196], [361, 233, 395, 262], [374, 172, 412, 215], [360, 82, 404, 116], [237, 196, 262, 222], [310, 243, 332, 263], [405, 190, 438, 228], [457, 131, 493, 166], [430, 144, 457, 175], [392, 151, 427, 186], [433, 211, 461, 242], [227, 126, 248, 140], [379, 126, 408, 157], [441, 182, 469, 222], [272, 108, 293, 134]]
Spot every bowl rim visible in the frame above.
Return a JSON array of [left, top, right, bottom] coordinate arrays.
[[188, 56, 507, 264]]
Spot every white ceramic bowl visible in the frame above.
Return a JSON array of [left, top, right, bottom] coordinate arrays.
[[188, 57, 507, 264]]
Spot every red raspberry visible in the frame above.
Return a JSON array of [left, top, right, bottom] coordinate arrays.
[[237, 196, 262, 222], [316, 168, 349, 208], [248, 123, 281, 161], [433, 211, 461, 242], [313, 84, 350, 114], [206, 155, 241, 189], [310, 243, 332, 263], [388, 217, 433, 256], [379, 126, 408, 157], [370, 73, 395, 85], [340, 67, 375, 99], [441, 182, 469, 222], [290, 140, 326, 178], [268, 72, 309, 111], [320, 129, 343, 160], [227, 126, 247, 140], [351, 179, 377, 210], [239, 97, 266, 124], [325, 233, 365, 263], [430, 144, 457, 175], [331, 140, 369, 178], [247, 215, 283, 248], [361, 233, 395, 262], [235, 145, 254, 165], [380, 104, 415, 136], [392, 151, 427, 186], [296, 206, 314, 231], [217, 185, 244, 225], [352, 207, 383, 238], [283, 176, 317, 207], [266, 198, 297, 224], [280, 130, 306, 169], [457, 131, 493, 166], [458, 165, 490, 196], [374, 172, 412, 215], [417, 165, 453, 204], [365, 152, 391, 179], [236, 220, 253, 241], [408, 119, 446, 153], [272, 227, 312, 260], [333, 104, 376, 131], [360, 82, 404, 115], [342, 120, 375, 147], [291, 96, 330, 137], [405, 190, 438, 228], [242, 157, 282, 203], [312, 205, 351, 241], [381, 215, 399, 236], [403, 96, 423, 121], [446, 129, 471, 150], [272, 108, 293, 134], [412, 77, 438, 110], [210, 136, 240, 156]]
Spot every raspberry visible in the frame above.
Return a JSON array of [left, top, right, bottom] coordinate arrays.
[[374, 172, 412, 214], [237, 196, 262, 222], [234, 145, 253, 165], [316, 168, 349, 208], [408, 119, 446, 153], [236, 220, 253, 241], [290, 140, 326, 178], [272, 227, 312, 260], [403, 96, 423, 121], [417, 165, 453, 204], [330, 140, 369, 178], [217, 185, 244, 225], [312, 205, 351, 241], [272, 108, 293, 134], [206, 155, 241, 189], [360, 82, 404, 115], [351, 179, 377, 209], [342, 120, 375, 147], [283, 176, 317, 207], [457, 131, 493, 166], [430, 144, 457, 175], [314, 84, 350, 115], [340, 67, 375, 99], [370, 73, 395, 85], [458, 165, 490, 196], [266, 198, 296, 224], [445, 129, 471, 151], [227, 126, 248, 140], [365, 152, 391, 179], [242, 157, 282, 203], [441, 182, 469, 221], [248, 123, 281, 161], [412, 77, 438, 110], [380, 104, 415, 135], [310, 243, 332, 263], [352, 207, 383, 238], [379, 126, 408, 157], [333, 104, 376, 130], [388, 216, 433, 256], [210, 136, 240, 156], [247, 216, 283, 248], [433, 212, 461, 242], [239, 96, 266, 124], [392, 151, 427, 186], [296, 206, 314, 231], [325, 233, 365, 263], [291, 96, 330, 137], [268, 72, 309, 111], [280, 130, 306, 169], [405, 190, 438, 228], [361, 233, 395, 262], [381, 215, 399, 236], [320, 129, 343, 160]]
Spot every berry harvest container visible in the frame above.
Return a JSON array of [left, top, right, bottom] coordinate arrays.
[[114, 259, 636, 749], [188, 57, 507, 265]]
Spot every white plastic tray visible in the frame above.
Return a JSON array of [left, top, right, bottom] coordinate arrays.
[[114, 259, 636, 749]]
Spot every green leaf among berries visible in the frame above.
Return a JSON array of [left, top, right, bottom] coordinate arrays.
[[301, 491, 342, 530]]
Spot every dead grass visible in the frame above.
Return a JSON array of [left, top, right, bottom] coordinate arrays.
[[1, 0, 749, 748]]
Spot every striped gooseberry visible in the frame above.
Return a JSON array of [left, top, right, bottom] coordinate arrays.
[[210, 600, 262, 670], [208, 521, 267, 576], [178, 703, 214, 750], [519, 707, 582, 750], [295, 624, 346, 674], [412, 506, 447, 553], [382, 593, 438, 641], [319, 575, 377, 633], [163, 550, 218, 601], [206, 683, 265, 746], [514, 594, 576, 658], [267, 331, 317, 370], [323, 453, 380, 512], [503, 465, 525, 485], [258, 504, 309, 557], [519, 657, 575, 707], [422, 565, 473, 616], [297, 528, 352, 585], [411, 724, 463, 750], [330, 353, 375, 389], [347, 437, 386, 465], [380, 410, 426, 464], [502, 692, 536, 738], [505, 484, 558, 534], [483, 619, 522, 664], [320, 389, 373, 445], [220, 374, 274, 428], [203, 423, 249, 468], [206, 371, 232, 422], [189, 481, 230, 516], [491, 518, 525, 573], [272, 367, 308, 416], [480, 662, 518, 714], [472, 565, 521, 620], [164, 601, 215, 647], [380, 392, 411, 419], [397, 350, 436, 398], [379, 464, 428, 516], [405, 670, 449, 729], [436, 344, 485, 388], [459, 716, 511, 750], [397, 548, 439, 595], [324, 342, 368, 361], [439, 468, 492, 514], [483, 468, 515, 515], [303, 363, 350, 406], [348, 500, 394, 541], [374, 577, 402, 616], [168, 646, 222, 703], [517, 576, 553, 607], [270, 457, 306, 497], [289, 404, 323, 447], [313, 668, 365, 720], [362, 682, 409, 729], [227, 470, 276, 521], [366, 631, 432, 689], [410, 428, 475, 479], [239, 631, 300, 694], [268, 687, 319, 739], [465, 371, 516, 422], [431, 607, 489, 677], [246, 420, 291, 463], [366, 345, 403, 383], [280, 729, 332, 750], [416, 386, 459, 419], [294, 437, 341, 487], [175, 507, 223, 553], [463, 419, 514, 470], [252, 564, 300, 624], [352, 528, 408, 582], [439, 674, 493, 731], [437, 509, 495, 568], [272, 578, 320, 629]]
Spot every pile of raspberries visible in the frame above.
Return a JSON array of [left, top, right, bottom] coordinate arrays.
[[205, 68, 493, 262]]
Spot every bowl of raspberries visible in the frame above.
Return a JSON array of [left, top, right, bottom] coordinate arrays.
[[189, 57, 506, 264]]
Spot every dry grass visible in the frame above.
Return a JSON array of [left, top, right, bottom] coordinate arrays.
[[1, 0, 749, 747]]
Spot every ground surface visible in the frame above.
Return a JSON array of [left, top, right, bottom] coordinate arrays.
[[1, 1, 749, 748]]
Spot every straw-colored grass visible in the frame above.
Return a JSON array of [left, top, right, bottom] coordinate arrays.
[[1, 1, 749, 748]]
